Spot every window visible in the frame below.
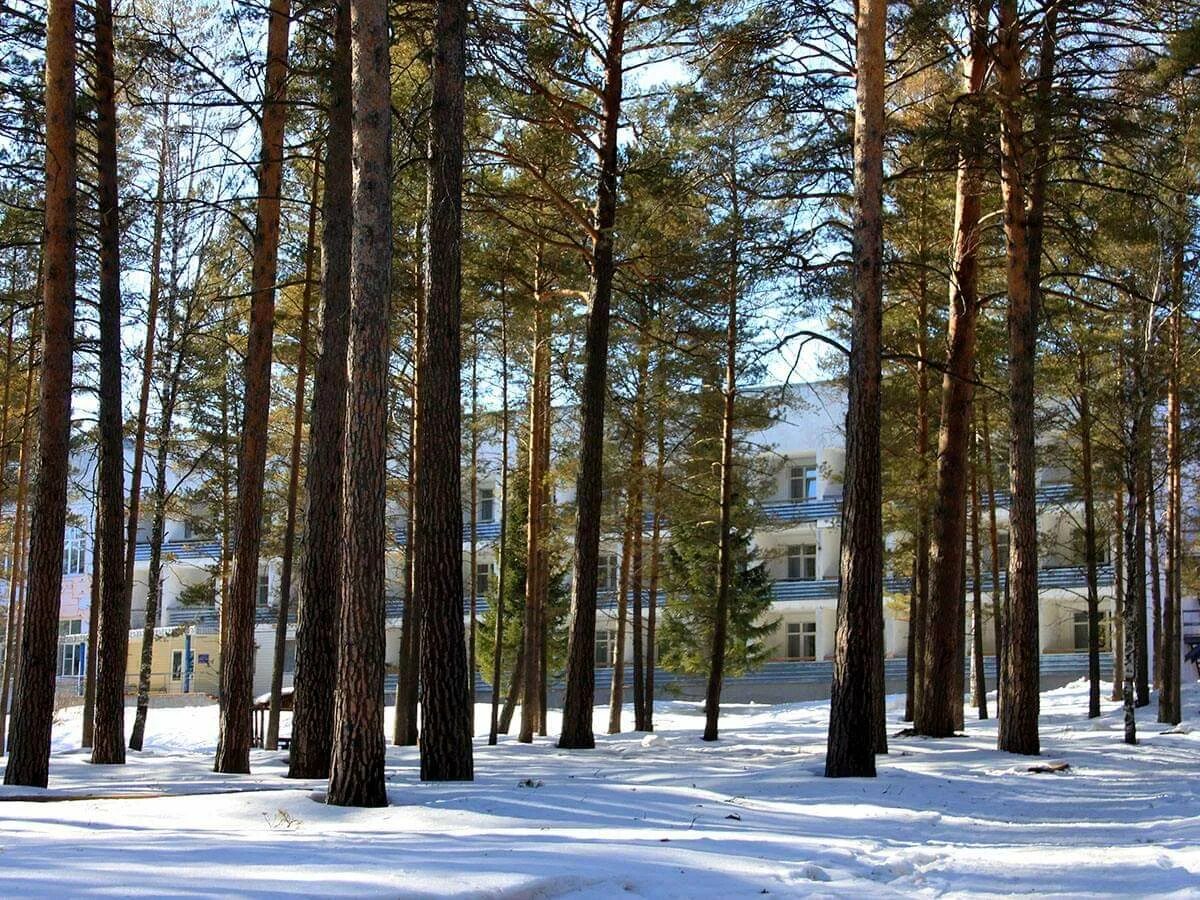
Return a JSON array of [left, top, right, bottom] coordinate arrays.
[[789, 465, 818, 502], [479, 487, 495, 523], [594, 629, 616, 667], [58, 619, 83, 638], [598, 554, 619, 593], [171, 649, 184, 681], [787, 544, 818, 581], [63, 526, 86, 575], [786, 622, 817, 660], [474, 562, 492, 596], [1073, 611, 1108, 651], [57, 641, 84, 677], [257, 571, 271, 607]]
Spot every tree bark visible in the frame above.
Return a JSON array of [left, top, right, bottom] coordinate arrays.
[[907, 261, 931, 723], [995, 0, 1040, 757], [630, 348, 647, 732], [129, 272, 185, 753], [559, 0, 626, 750], [1148, 456, 1161, 694], [1112, 487, 1125, 703], [82, 502, 101, 748], [608, 503, 633, 735], [643, 366, 665, 732], [325, 0, 392, 807], [468, 338, 479, 711], [970, 421, 987, 719], [1077, 347, 1102, 719], [4, 0, 77, 788], [519, 300, 548, 744], [89, 0, 129, 767], [290, 0, 351, 779], [488, 299, 510, 745], [704, 192, 739, 743], [393, 291, 422, 747], [417, 0, 473, 782], [0, 326, 36, 754], [825, 0, 886, 777], [123, 109, 168, 618], [1159, 302, 1181, 724], [267, 159, 319, 751], [916, 0, 989, 738], [216, 0, 291, 775], [981, 399, 1004, 713]]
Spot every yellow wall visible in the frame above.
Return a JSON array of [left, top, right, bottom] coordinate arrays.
[[124, 630, 220, 696]]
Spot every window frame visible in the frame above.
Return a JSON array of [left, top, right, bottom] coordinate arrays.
[[63, 526, 86, 576], [170, 649, 184, 681], [786, 544, 818, 581], [789, 465, 818, 502], [786, 621, 817, 660], [479, 487, 495, 523]]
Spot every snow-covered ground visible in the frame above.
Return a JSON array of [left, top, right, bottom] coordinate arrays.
[[1, 679, 1197, 897]]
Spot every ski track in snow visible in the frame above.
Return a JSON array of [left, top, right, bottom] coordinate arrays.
[[0, 679, 1197, 897]]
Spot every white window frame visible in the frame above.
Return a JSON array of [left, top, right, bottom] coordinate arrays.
[[63, 526, 86, 575], [787, 544, 818, 581], [789, 465, 818, 502], [474, 562, 492, 596], [786, 621, 817, 660], [598, 554, 619, 593], [479, 487, 495, 523], [170, 649, 184, 681], [594, 629, 615, 668]]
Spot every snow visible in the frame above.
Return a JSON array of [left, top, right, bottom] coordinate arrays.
[[1, 680, 1198, 897]]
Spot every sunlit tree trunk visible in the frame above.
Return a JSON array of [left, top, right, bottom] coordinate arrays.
[[417, 0, 473, 782], [560, 0, 626, 750], [4, 0, 78, 788], [825, 0, 887, 777], [291, 0, 351, 777], [917, 0, 990, 739], [89, 0, 129, 766], [995, 0, 1040, 756], [1077, 348, 1102, 719], [0, 323, 36, 754], [326, 0, 392, 807], [216, 0, 291, 775], [267, 160, 319, 750], [488, 297, 510, 746]]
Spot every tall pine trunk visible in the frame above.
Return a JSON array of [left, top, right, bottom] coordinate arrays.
[[1077, 347, 1102, 719], [216, 0, 291, 775], [995, 0, 1040, 756], [560, 0, 626, 750], [393, 294, 422, 747], [123, 111, 168, 621], [825, 0, 887, 777], [129, 269, 185, 752], [90, 0, 129, 766], [1112, 487, 1125, 703], [488, 301, 510, 745], [704, 186, 739, 743], [917, 0, 990, 738], [325, 0, 392, 807], [1159, 303, 1181, 724], [0, 321, 36, 753], [267, 160, 319, 750], [290, 0, 351, 778], [417, 0, 473, 781], [970, 421, 987, 719], [630, 348, 647, 732], [4, 0, 77, 788], [608, 507, 632, 735], [520, 298, 549, 744]]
